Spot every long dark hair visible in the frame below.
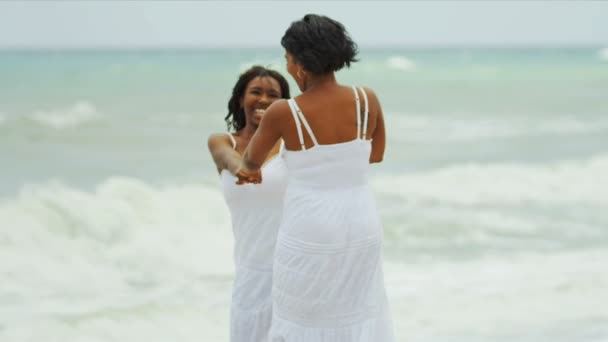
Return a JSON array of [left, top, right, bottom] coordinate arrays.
[[225, 65, 291, 132]]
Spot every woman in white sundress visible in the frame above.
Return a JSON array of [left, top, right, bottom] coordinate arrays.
[[237, 15, 395, 342], [208, 65, 290, 342]]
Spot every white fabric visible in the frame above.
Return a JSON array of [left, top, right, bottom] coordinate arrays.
[[221, 137, 288, 342], [226, 132, 237, 149], [288, 99, 319, 147], [359, 87, 369, 139], [271, 88, 394, 341], [352, 86, 361, 139]]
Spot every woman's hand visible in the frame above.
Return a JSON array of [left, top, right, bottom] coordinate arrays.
[[235, 167, 262, 185]]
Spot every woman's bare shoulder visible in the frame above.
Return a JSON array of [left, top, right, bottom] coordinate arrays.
[[207, 132, 233, 149], [265, 99, 292, 121]]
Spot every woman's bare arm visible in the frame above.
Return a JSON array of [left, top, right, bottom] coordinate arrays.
[[367, 88, 386, 164], [207, 134, 242, 175]]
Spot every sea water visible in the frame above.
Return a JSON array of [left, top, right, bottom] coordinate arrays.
[[1, 48, 607, 341]]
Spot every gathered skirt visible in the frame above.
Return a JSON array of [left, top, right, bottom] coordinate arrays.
[[231, 265, 273, 342], [268, 215, 394, 341]]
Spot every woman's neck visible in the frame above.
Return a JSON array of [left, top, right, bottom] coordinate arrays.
[[304, 72, 337, 92], [238, 125, 257, 140]]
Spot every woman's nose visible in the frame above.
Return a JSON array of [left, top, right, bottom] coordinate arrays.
[[259, 94, 272, 104]]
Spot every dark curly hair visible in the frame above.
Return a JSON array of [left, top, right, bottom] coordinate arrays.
[[281, 14, 359, 75], [225, 65, 290, 132]]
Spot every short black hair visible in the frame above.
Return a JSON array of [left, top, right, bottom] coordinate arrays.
[[281, 14, 359, 74], [225, 65, 290, 132]]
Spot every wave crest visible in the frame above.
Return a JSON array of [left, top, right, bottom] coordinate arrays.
[[386, 56, 416, 71], [374, 155, 608, 206], [0, 177, 234, 280], [599, 48, 608, 61], [30, 101, 102, 129], [386, 114, 608, 142]]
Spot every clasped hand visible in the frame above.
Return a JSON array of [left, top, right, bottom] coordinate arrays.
[[235, 167, 262, 185]]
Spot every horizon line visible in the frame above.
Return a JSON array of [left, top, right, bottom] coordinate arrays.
[[1, 43, 606, 52]]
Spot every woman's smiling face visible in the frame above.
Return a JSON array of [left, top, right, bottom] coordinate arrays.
[[240, 76, 282, 128]]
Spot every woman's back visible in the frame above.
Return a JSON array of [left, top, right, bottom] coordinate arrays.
[[279, 85, 380, 241], [282, 85, 374, 189], [281, 84, 380, 151]]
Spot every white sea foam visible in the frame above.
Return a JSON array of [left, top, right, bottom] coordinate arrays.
[[372, 155, 608, 251], [373, 154, 608, 207], [386, 113, 608, 143], [373, 155, 608, 246], [1, 233, 605, 341], [0, 178, 234, 319], [0, 177, 233, 273], [1, 176, 607, 341], [30, 101, 102, 129], [599, 47, 608, 61], [386, 56, 416, 71], [0, 177, 235, 340], [385, 249, 608, 341]]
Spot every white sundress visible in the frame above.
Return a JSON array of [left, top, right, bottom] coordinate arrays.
[[269, 87, 395, 341], [221, 134, 288, 342]]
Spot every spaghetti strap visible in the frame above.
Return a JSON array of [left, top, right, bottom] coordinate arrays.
[[294, 101, 319, 147], [225, 132, 237, 150], [352, 86, 361, 139], [287, 99, 319, 150], [352, 86, 370, 140], [287, 99, 306, 150], [358, 87, 370, 139]]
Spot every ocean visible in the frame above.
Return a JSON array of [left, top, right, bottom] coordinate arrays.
[[1, 48, 607, 341]]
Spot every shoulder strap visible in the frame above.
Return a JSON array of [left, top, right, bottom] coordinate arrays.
[[287, 99, 319, 150], [287, 99, 306, 150], [352, 86, 370, 140], [358, 87, 370, 139], [352, 86, 361, 139], [279, 139, 285, 156], [225, 133, 237, 150]]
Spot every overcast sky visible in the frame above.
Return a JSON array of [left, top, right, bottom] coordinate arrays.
[[0, 1, 607, 49]]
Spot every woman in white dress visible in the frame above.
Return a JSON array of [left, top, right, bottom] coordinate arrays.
[[237, 15, 394, 342], [208, 66, 291, 342]]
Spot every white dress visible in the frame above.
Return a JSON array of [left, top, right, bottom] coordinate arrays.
[[221, 134, 288, 342], [269, 87, 395, 341]]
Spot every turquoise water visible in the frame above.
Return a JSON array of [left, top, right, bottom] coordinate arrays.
[[1, 48, 607, 341]]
